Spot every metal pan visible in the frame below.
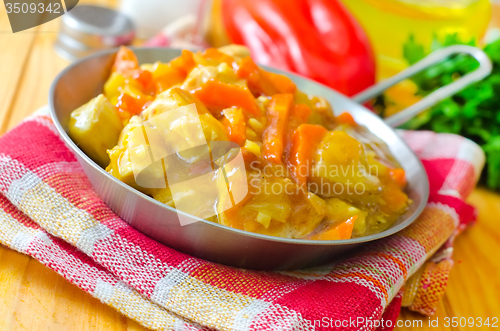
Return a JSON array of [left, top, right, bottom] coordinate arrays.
[[49, 46, 491, 270]]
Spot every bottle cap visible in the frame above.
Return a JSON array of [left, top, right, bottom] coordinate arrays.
[[55, 5, 135, 61]]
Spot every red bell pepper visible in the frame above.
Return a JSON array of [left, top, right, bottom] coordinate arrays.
[[220, 0, 375, 96]]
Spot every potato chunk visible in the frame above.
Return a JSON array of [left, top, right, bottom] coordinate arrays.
[[69, 94, 123, 167], [141, 87, 209, 120], [218, 44, 251, 61], [310, 130, 382, 203], [325, 198, 367, 236], [107, 89, 230, 205]]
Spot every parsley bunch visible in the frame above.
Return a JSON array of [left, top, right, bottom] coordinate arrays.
[[397, 34, 500, 190]]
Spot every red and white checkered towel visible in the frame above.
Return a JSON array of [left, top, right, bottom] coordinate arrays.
[[0, 111, 483, 331]]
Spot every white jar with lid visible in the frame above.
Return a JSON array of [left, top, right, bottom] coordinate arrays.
[[119, 0, 203, 39]]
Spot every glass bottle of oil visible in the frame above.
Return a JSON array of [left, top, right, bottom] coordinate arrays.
[[342, 0, 491, 81]]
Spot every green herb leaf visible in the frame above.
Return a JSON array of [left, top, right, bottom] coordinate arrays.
[[403, 35, 426, 65], [399, 34, 500, 190]]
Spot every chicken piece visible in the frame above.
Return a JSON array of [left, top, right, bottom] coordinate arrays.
[[69, 94, 123, 168]]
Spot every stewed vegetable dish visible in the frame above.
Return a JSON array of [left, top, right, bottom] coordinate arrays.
[[68, 45, 410, 240]]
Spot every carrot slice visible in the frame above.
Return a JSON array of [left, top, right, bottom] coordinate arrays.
[[194, 79, 260, 117], [237, 57, 260, 78], [389, 168, 407, 187], [113, 46, 139, 75], [238, 57, 297, 96], [116, 93, 151, 120], [291, 104, 312, 124], [263, 71, 296, 94], [238, 57, 277, 96], [170, 50, 196, 75], [262, 94, 294, 163], [287, 104, 312, 134], [132, 70, 155, 95], [133, 70, 152, 87], [222, 107, 246, 146], [336, 112, 357, 126], [286, 124, 327, 185], [310, 216, 357, 240]]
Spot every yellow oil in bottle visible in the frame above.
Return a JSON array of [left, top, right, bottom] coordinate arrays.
[[342, 0, 491, 80]]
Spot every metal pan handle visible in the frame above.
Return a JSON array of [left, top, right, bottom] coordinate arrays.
[[352, 45, 493, 128]]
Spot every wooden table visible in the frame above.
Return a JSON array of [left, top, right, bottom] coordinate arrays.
[[0, 1, 499, 330]]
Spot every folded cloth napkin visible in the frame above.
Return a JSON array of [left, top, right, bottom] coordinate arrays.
[[0, 110, 483, 331]]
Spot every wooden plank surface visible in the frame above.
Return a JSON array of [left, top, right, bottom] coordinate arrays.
[[0, 5, 38, 133], [0, 1, 499, 330]]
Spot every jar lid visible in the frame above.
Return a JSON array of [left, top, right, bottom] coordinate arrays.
[[55, 5, 135, 61]]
